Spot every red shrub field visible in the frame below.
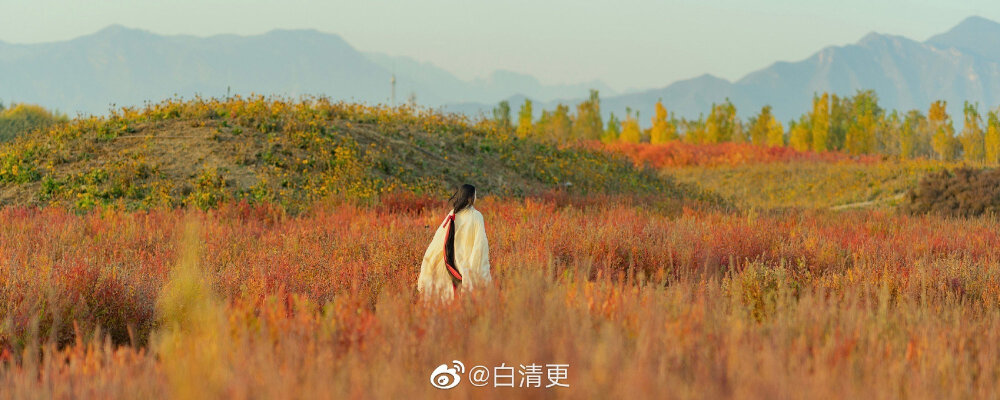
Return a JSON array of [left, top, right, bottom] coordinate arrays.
[[3, 196, 1000, 398], [1, 97, 999, 399]]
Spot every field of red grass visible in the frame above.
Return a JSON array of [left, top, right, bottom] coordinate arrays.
[[3, 195, 1000, 398]]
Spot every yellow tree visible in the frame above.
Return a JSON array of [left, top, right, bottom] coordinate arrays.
[[986, 110, 1000, 164], [900, 110, 931, 159], [649, 100, 677, 144], [705, 99, 738, 143], [571, 90, 603, 141], [601, 113, 621, 143], [766, 117, 785, 147], [828, 94, 848, 151], [535, 110, 551, 139], [845, 90, 879, 155], [535, 104, 573, 142], [749, 105, 777, 146], [491, 100, 512, 132], [789, 115, 811, 151], [877, 111, 901, 156], [515, 99, 533, 138], [550, 104, 573, 142], [959, 101, 985, 161], [929, 100, 957, 160], [682, 117, 706, 144], [898, 112, 916, 159], [810, 93, 831, 152], [619, 107, 641, 143]]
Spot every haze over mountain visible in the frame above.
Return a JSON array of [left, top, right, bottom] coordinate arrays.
[[452, 16, 1000, 127], [4, 17, 1000, 126], [671, 15, 1000, 124], [0, 25, 615, 115]]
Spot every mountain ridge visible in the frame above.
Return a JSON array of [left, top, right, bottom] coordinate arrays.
[[4, 18, 1000, 126], [0, 25, 616, 115], [451, 16, 1000, 127]]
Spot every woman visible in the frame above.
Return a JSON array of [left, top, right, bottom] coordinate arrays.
[[416, 184, 491, 301]]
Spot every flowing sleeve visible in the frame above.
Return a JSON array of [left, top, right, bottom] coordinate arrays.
[[465, 210, 491, 286], [416, 217, 449, 295]]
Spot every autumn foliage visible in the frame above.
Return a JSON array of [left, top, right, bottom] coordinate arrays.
[[5, 93, 1000, 398], [4, 196, 1000, 397]]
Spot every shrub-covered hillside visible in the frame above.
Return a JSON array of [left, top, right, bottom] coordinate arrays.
[[0, 96, 684, 211]]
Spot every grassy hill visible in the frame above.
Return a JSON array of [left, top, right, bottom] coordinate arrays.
[[591, 141, 959, 210], [669, 161, 952, 210], [0, 96, 685, 211]]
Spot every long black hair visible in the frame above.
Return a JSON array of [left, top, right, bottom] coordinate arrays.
[[449, 184, 476, 214], [443, 184, 476, 288]]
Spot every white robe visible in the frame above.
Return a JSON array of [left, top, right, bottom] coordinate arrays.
[[416, 206, 491, 301]]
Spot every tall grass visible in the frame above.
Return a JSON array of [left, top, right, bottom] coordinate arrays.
[[1, 197, 1000, 398], [154, 217, 231, 399]]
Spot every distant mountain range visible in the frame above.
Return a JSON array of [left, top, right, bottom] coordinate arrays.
[[454, 16, 1000, 126], [0, 25, 615, 115], [3, 17, 1000, 126]]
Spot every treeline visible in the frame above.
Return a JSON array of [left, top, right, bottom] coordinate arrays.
[[491, 90, 1000, 162]]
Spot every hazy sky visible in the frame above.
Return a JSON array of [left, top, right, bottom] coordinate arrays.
[[0, 0, 996, 91]]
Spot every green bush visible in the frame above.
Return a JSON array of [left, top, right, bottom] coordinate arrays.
[[0, 103, 67, 142]]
